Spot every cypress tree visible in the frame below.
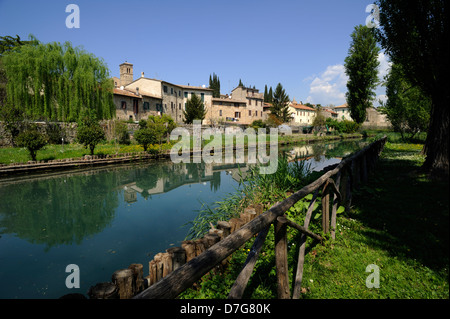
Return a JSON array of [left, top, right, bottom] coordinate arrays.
[[268, 86, 273, 103], [270, 83, 291, 123]]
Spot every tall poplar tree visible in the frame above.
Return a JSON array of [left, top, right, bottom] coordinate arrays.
[[344, 25, 380, 124], [1, 37, 115, 122], [375, 0, 449, 175]]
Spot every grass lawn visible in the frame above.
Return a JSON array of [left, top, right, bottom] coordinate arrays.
[[179, 141, 449, 299], [0, 142, 169, 165], [0, 132, 365, 165]]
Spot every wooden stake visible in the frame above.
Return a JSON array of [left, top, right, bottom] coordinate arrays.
[[87, 282, 119, 299], [111, 269, 134, 299], [167, 247, 186, 271], [128, 263, 144, 295], [217, 221, 231, 238]]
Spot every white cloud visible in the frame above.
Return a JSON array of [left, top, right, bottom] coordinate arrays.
[[377, 51, 392, 82], [304, 53, 391, 107], [305, 64, 348, 106]]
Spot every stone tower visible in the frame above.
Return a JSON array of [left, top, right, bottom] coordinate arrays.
[[119, 62, 133, 86]]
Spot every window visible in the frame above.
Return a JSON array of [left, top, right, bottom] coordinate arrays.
[[171, 102, 173, 109], [179, 103, 181, 110], [179, 90, 181, 96], [133, 99, 139, 114], [163, 85, 168, 93], [121, 101, 126, 109], [249, 110, 251, 116], [143, 102, 149, 110], [235, 112, 241, 118], [201, 93, 204, 102], [219, 110, 222, 116], [171, 87, 173, 94], [184, 92, 188, 98], [255, 111, 258, 116], [249, 99, 252, 105]]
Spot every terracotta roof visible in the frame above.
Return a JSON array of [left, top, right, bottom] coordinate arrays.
[[113, 87, 161, 100], [290, 103, 316, 111], [178, 85, 213, 91], [212, 97, 246, 104], [334, 103, 348, 109], [113, 88, 140, 98], [323, 109, 338, 115]]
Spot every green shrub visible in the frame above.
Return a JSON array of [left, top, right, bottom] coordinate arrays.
[[76, 111, 106, 155], [114, 121, 131, 145], [15, 124, 48, 161]]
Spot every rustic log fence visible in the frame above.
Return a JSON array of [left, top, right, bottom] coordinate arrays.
[[85, 136, 387, 299]]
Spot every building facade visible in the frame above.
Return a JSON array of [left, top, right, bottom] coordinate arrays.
[[289, 102, 316, 125], [334, 103, 352, 121], [207, 86, 265, 125], [112, 62, 213, 123]]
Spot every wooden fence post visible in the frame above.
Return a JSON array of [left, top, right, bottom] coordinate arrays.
[[322, 185, 330, 234], [292, 188, 319, 299], [330, 172, 341, 240], [361, 154, 368, 183], [228, 226, 270, 299], [274, 217, 290, 299]]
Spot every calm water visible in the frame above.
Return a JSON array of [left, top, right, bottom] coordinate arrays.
[[0, 139, 367, 299]]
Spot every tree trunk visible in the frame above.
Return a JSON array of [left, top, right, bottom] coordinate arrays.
[[422, 93, 449, 177]]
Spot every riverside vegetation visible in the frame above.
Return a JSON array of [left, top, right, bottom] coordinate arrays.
[[178, 132, 448, 299]]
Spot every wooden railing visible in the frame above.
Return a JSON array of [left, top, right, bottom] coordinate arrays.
[[130, 136, 387, 299], [85, 137, 386, 299]]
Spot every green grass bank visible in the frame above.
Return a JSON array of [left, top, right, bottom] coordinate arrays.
[[179, 139, 449, 299]]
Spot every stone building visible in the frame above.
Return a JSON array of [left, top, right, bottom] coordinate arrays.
[[113, 87, 162, 122], [209, 96, 247, 125], [112, 62, 213, 123], [206, 86, 265, 125], [363, 107, 391, 128]]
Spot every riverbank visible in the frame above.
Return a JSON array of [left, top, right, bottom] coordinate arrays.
[[0, 132, 365, 176], [178, 140, 449, 299]]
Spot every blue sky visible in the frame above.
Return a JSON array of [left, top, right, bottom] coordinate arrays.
[[0, 0, 389, 106]]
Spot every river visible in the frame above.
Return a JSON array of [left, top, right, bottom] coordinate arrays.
[[0, 138, 368, 298]]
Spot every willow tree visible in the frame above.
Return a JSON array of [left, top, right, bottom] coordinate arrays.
[[1, 37, 115, 122]]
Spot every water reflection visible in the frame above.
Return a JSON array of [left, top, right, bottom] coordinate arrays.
[[0, 161, 247, 249], [0, 138, 369, 298], [0, 139, 367, 249]]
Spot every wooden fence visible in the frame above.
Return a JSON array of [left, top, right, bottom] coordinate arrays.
[[86, 136, 387, 299]]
